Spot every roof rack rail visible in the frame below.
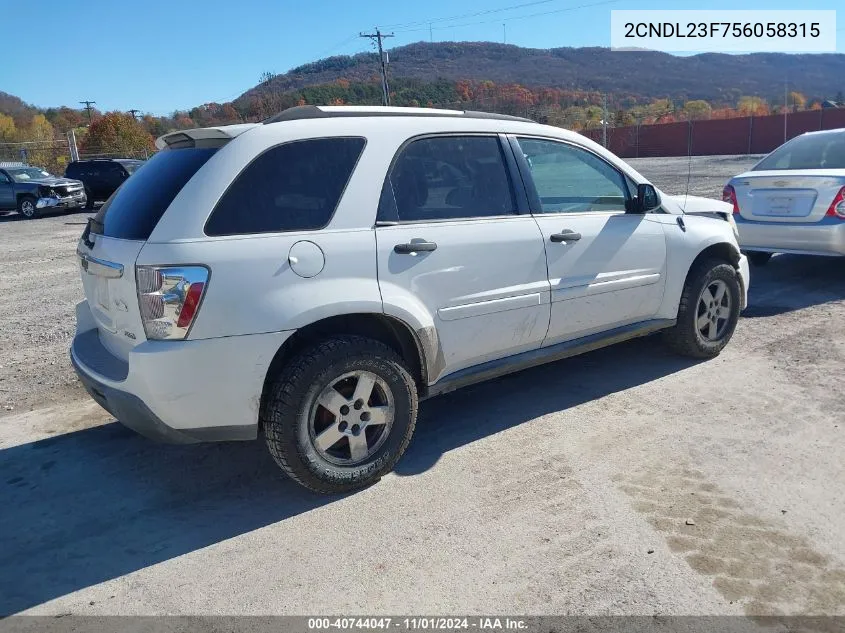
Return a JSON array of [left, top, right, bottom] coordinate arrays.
[[262, 105, 534, 125]]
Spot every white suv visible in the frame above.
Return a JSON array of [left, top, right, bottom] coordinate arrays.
[[71, 105, 749, 493]]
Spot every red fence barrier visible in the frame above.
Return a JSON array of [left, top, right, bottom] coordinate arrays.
[[583, 108, 845, 158]]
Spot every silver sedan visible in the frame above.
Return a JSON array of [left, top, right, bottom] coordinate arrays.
[[723, 128, 845, 265]]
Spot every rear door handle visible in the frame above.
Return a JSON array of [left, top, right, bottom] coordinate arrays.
[[394, 241, 437, 254], [550, 230, 581, 243]]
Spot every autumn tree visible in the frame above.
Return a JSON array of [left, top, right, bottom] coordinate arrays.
[[737, 96, 769, 116], [683, 100, 712, 120], [80, 112, 155, 158], [0, 113, 15, 142], [789, 91, 807, 112]]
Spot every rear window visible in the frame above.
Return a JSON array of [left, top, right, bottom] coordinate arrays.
[[204, 137, 365, 236], [91, 148, 217, 240], [754, 132, 845, 171]]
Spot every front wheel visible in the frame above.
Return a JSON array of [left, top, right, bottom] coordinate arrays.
[[18, 195, 37, 219], [261, 335, 418, 494], [663, 258, 741, 359]]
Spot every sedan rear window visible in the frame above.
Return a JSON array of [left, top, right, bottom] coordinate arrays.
[[91, 148, 217, 240], [754, 133, 845, 171]]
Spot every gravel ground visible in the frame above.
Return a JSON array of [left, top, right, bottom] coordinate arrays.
[[1, 156, 844, 617]]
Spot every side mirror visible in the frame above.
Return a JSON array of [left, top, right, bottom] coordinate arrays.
[[634, 183, 660, 213]]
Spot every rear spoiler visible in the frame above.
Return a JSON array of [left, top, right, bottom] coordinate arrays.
[[155, 124, 259, 150]]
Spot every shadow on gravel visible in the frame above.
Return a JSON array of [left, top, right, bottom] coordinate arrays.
[[397, 336, 700, 476], [0, 334, 700, 614], [0, 426, 339, 615], [742, 254, 845, 318]]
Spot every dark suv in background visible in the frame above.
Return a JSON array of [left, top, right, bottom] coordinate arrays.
[[65, 158, 144, 208]]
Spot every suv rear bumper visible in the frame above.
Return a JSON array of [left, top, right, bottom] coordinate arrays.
[[71, 301, 292, 444]]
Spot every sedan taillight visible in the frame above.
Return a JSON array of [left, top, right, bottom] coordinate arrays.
[[722, 184, 740, 214], [136, 265, 209, 340], [825, 187, 845, 219]]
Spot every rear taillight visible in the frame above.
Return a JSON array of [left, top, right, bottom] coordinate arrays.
[[722, 184, 740, 214], [825, 187, 845, 219], [136, 265, 209, 340]]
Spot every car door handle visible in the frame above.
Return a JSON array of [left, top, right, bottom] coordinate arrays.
[[394, 241, 437, 254], [550, 230, 581, 243]]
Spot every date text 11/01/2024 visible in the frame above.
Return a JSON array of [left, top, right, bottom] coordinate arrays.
[[307, 618, 528, 630], [624, 22, 821, 38]]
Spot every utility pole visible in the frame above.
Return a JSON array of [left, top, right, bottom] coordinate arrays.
[[360, 29, 394, 106], [429, 23, 433, 43], [128, 109, 140, 120], [79, 100, 96, 125], [503, 24, 507, 44], [602, 93, 608, 148], [784, 77, 788, 142]]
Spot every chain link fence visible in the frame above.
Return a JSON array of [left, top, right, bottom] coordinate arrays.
[[0, 139, 72, 175]]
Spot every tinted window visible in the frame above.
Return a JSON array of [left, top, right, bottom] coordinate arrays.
[[91, 148, 217, 240], [64, 163, 79, 177], [517, 138, 629, 214], [381, 136, 515, 223], [754, 132, 845, 171], [205, 137, 365, 236]]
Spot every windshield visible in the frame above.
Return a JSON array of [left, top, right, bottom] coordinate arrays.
[[754, 132, 845, 171], [7, 167, 53, 181]]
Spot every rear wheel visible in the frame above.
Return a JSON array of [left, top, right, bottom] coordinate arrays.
[[747, 251, 773, 267], [17, 195, 37, 219], [663, 258, 741, 359], [261, 335, 418, 494]]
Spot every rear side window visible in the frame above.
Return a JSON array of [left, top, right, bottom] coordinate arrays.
[[379, 135, 515, 223], [65, 163, 79, 177], [205, 137, 365, 236], [91, 148, 217, 240]]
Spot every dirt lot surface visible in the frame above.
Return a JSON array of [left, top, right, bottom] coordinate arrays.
[[1, 156, 844, 617]]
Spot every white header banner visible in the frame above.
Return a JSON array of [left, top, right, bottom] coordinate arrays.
[[610, 10, 837, 53]]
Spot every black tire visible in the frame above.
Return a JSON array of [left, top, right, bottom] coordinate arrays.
[[663, 258, 741, 359], [747, 251, 773, 267], [84, 188, 94, 210], [261, 335, 418, 494], [17, 195, 37, 219]]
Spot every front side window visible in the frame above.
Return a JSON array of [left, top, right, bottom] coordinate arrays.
[[381, 135, 516, 223], [517, 138, 629, 214], [205, 137, 365, 236]]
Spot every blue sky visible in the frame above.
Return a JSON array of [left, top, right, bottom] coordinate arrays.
[[2, 0, 841, 115]]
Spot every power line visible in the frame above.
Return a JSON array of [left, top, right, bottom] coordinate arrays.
[[394, 0, 622, 34], [79, 100, 96, 124], [380, 0, 562, 30], [360, 29, 395, 106]]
